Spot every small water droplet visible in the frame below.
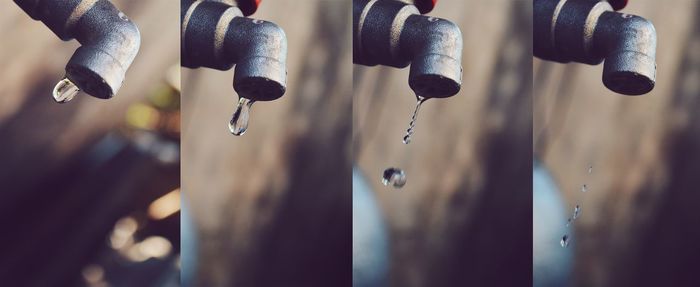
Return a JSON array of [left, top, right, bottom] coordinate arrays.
[[588, 165, 593, 174], [427, 17, 439, 22], [403, 95, 427, 144], [581, 184, 588, 192], [560, 234, 570, 247], [573, 205, 581, 219], [118, 12, 128, 21], [252, 19, 264, 24], [53, 77, 80, 103], [566, 218, 572, 227], [382, 167, 406, 188], [228, 97, 255, 136]]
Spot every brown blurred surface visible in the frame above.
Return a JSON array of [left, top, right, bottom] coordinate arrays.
[[534, 1, 700, 286], [182, 0, 353, 285], [355, 1, 532, 286]]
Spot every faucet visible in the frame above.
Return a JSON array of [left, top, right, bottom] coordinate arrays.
[[14, 0, 141, 101], [353, 0, 463, 99], [181, 0, 287, 103], [534, 0, 657, 95]]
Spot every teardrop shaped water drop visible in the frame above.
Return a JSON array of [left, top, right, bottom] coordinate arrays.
[[581, 184, 588, 192], [382, 167, 406, 188], [573, 205, 581, 219], [53, 77, 80, 104], [228, 97, 255, 136], [560, 234, 570, 247], [588, 165, 593, 174], [403, 95, 427, 144]]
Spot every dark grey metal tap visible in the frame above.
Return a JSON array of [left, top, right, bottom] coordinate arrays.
[[534, 0, 657, 95], [14, 0, 141, 99], [181, 0, 287, 102], [353, 0, 463, 99]]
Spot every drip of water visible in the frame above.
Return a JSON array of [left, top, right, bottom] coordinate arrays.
[[581, 184, 588, 193], [53, 77, 80, 103], [403, 95, 428, 144], [228, 97, 255, 136], [382, 167, 406, 188], [588, 165, 593, 174], [573, 205, 581, 219], [566, 218, 572, 227], [560, 234, 570, 247]]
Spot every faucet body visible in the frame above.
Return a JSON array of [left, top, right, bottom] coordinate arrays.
[[14, 0, 141, 99], [181, 0, 287, 102], [534, 0, 657, 95], [353, 0, 463, 99]]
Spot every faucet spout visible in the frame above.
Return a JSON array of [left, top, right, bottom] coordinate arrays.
[[533, 0, 656, 95], [15, 0, 141, 99], [353, 0, 463, 99], [181, 0, 287, 101]]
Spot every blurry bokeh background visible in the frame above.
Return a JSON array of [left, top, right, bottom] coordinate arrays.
[[354, 1, 532, 286], [0, 1, 180, 286], [534, 1, 700, 286], [181, 0, 353, 286]]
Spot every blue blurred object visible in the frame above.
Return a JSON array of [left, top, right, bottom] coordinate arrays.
[[353, 167, 389, 287], [533, 160, 574, 287], [181, 195, 198, 287]]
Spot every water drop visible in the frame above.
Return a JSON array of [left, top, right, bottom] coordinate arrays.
[[560, 234, 570, 247], [588, 165, 593, 174], [382, 167, 406, 188], [403, 95, 427, 144], [566, 218, 572, 227], [228, 97, 255, 136], [581, 184, 588, 192], [53, 77, 80, 103], [573, 205, 581, 219]]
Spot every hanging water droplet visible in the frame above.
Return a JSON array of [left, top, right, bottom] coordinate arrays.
[[228, 97, 255, 136], [53, 77, 80, 104], [573, 205, 581, 219], [382, 167, 406, 188], [560, 234, 570, 247], [403, 95, 427, 144]]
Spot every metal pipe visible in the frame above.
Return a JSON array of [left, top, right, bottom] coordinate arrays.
[[353, 0, 463, 99], [534, 0, 656, 95], [181, 0, 287, 102], [14, 0, 141, 99]]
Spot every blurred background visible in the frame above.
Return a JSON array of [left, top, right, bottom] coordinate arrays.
[[181, 0, 352, 286], [533, 1, 700, 286], [353, 1, 532, 286], [0, 1, 180, 286]]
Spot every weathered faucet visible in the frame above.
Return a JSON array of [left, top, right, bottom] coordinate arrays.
[[534, 0, 657, 95], [181, 0, 287, 102], [353, 0, 463, 99], [14, 0, 141, 101]]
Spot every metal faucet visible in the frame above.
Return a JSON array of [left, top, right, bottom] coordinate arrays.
[[353, 0, 463, 99], [181, 0, 287, 102], [534, 0, 657, 95], [14, 0, 141, 100]]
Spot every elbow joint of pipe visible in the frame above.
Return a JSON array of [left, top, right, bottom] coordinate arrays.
[[67, 12, 141, 99], [595, 12, 656, 95], [402, 15, 463, 98], [228, 18, 288, 101]]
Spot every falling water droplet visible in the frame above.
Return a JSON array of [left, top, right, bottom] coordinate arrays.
[[581, 184, 588, 192], [588, 165, 593, 174], [382, 167, 406, 188], [566, 218, 572, 227], [573, 205, 581, 219], [228, 97, 255, 136], [403, 95, 427, 144], [560, 234, 570, 247], [53, 77, 80, 104]]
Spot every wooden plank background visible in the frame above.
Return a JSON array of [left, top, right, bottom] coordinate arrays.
[[534, 1, 700, 286]]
